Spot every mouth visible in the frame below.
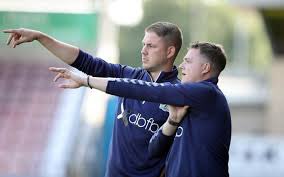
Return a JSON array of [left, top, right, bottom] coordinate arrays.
[[142, 58, 148, 63]]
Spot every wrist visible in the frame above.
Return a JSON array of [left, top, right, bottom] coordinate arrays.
[[35, 31, 44, 41], [86, 75, 93, 89], [167, 117, 180, 127], [162, 120, 179, 136]]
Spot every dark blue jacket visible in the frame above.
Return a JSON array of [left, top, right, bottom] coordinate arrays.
[[106, 77, 231, 177], [71, 50, 179, 177]]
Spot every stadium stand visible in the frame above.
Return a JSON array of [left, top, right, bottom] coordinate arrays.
[[0, 60, 62, 176]]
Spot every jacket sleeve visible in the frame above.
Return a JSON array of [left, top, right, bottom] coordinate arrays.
[[71, 49, 139, 78], [106, 78, 215, 107], [148, 127, 175, 158]]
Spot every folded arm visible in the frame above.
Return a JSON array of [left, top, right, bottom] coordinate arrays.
[[148, 105, 189, 158]]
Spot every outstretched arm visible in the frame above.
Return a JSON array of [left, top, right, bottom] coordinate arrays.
[[4, 28, 139, 78], [49, 66, 186, 106], [49, 67, 211, 107], [3, 28, 79, 65]]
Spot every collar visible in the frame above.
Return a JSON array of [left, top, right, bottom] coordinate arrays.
[[204, 77, 219, 85], [155, 66, 179, 83]]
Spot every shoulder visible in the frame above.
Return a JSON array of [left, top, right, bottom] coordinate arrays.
[[183, 80, 215, 90], [180, 81, 218, 99]]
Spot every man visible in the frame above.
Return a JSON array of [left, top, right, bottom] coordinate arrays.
[[3, 22, 183, 177], [47, 41, 231, 177]]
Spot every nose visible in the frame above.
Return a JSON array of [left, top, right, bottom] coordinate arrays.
[[179, 61, 184, 69], [141, 45, 147, 55]]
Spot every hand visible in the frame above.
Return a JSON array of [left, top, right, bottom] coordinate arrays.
[[168, 105, 189, 123], [3, 28, 41, 48], [49, 67, 87, 89], [162, 105, 189, 136]]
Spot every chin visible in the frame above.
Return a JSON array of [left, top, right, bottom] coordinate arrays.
[[181, 78, 192, 83], [143, 66, 155, 72], [142, 66, 150, 71]]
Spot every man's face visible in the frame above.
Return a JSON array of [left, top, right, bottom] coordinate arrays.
[[141, 31, 169, 72], [179, 48, 208, 83]]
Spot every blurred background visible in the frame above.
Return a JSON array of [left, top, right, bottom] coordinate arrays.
[[0, 0, 283, 177]]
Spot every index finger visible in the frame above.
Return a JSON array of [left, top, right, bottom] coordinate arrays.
[[49, 67, 67, 73], [6, 34, 13, 45], [2, 29, 19, 33]]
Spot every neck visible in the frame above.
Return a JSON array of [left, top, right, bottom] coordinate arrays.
[[149, 71, 161, 82], [202, 73, 216, 81], [149, 65, 173, 82]]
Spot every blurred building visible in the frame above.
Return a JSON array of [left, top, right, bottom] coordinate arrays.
[[229, 0, 284, 135], [227, 0, 284, 177]]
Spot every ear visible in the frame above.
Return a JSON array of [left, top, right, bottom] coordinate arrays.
[[167, 46, 176, 59], [201, 63, 211, 74]]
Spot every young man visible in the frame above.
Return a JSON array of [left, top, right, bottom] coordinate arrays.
[[4, 22, 183, 177], [48, 41, 231, 177]]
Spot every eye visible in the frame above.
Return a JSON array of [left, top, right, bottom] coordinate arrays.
[[142, 43, 152, 48], [184, 58, 190, 63], [147, 44, 153, 48]]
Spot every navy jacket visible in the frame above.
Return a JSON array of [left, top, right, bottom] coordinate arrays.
[[71, 50, 179, 177], [106, 77, 231, 177]]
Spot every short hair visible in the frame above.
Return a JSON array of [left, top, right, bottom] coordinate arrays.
[[145, 22, 183, 58], [190, 41, 227, 76]]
